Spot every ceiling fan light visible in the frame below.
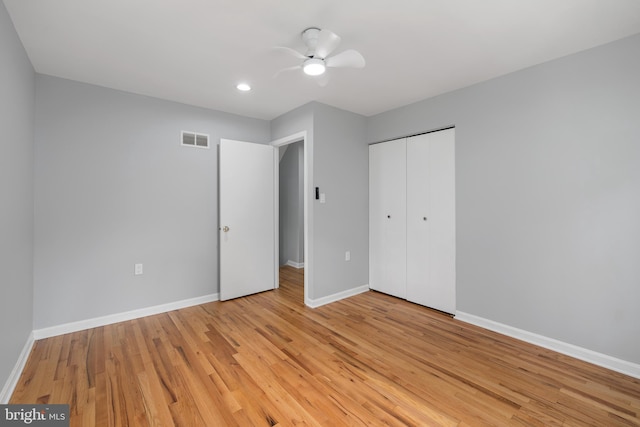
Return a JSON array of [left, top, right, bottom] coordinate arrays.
[[303, 58, 326, 76]]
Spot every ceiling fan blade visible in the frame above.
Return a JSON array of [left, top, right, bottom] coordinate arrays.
[[272, 46, 307, 60], [325, 49, 366, 69], [315, 29, 341, 59], [273, 65, 302, 79]]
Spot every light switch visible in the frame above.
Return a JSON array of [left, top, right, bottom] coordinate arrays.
[[320, 193, 326, 203], [134, 263, 143, 275]]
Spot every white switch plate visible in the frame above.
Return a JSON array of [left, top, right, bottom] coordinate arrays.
[[320, 193, 326, 203], [345, 251, 351, 261], [134, 263, 143, 275]]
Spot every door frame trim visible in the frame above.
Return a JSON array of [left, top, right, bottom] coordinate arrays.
[[271, 131, 311, 304]]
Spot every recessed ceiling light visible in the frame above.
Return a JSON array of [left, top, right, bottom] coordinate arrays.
[[236, 83, 251, 92]]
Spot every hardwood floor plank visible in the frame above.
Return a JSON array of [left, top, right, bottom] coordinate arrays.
[[10, 266, 640, 426]]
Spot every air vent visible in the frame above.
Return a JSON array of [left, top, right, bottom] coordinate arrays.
[[181, 131, 209, 149]]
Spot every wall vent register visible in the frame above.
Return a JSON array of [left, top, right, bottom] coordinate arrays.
[[181, 131, 209, 148]]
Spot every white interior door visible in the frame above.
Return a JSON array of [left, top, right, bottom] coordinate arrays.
[[406, 129, 456, 314], [219, 139, 276, 300], [369, 138, 407, 299]]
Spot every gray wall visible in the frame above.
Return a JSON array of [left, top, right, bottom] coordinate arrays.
[[0, 1, 35, 397], [367, 34, 640, 364], [279, 141, 304, 266], [34, 75, 270, 329], [313, 104, 369, 298]]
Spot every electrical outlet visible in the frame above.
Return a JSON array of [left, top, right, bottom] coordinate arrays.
[[345, 251, 351, 261], [134, 263, 143, 275]]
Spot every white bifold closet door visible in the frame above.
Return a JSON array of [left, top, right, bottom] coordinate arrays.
[[406, 129, 456, 314], [369, 138, 407, 299], [369, 128, 456, 314]]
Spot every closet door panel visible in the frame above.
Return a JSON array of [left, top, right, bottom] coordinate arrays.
[[406, 134, 431, 305], [427, 128, 456, 314], [406, 129, 456, 314], [369, 139, 407, 298]]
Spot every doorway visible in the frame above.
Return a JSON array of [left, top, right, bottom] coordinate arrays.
[[278, 141, 304, 269], [272, 131, 309, 303]]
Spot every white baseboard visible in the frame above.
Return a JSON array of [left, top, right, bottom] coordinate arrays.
[[306, 284, 370, 308], [285, 260, 304, 269], [33, 293, 219, 340], [1, 332, 35, 404], [455, 311, 640, 380]]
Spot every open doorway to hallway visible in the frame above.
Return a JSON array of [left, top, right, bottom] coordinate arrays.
[[278, 140, 305, 299]]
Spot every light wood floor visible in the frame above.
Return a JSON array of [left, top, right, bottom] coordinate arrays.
[[11, 266, 640, 426]]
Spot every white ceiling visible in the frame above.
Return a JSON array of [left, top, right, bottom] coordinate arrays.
[[5, 0, 640, 120]]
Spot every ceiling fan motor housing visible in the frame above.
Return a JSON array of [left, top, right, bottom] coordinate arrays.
[[302, 27, 321, 57]]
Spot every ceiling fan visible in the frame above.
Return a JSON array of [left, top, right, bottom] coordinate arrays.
[[274, 27, 365, 83]]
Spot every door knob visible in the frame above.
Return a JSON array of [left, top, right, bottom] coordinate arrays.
[[222, 226, 230, 232]]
